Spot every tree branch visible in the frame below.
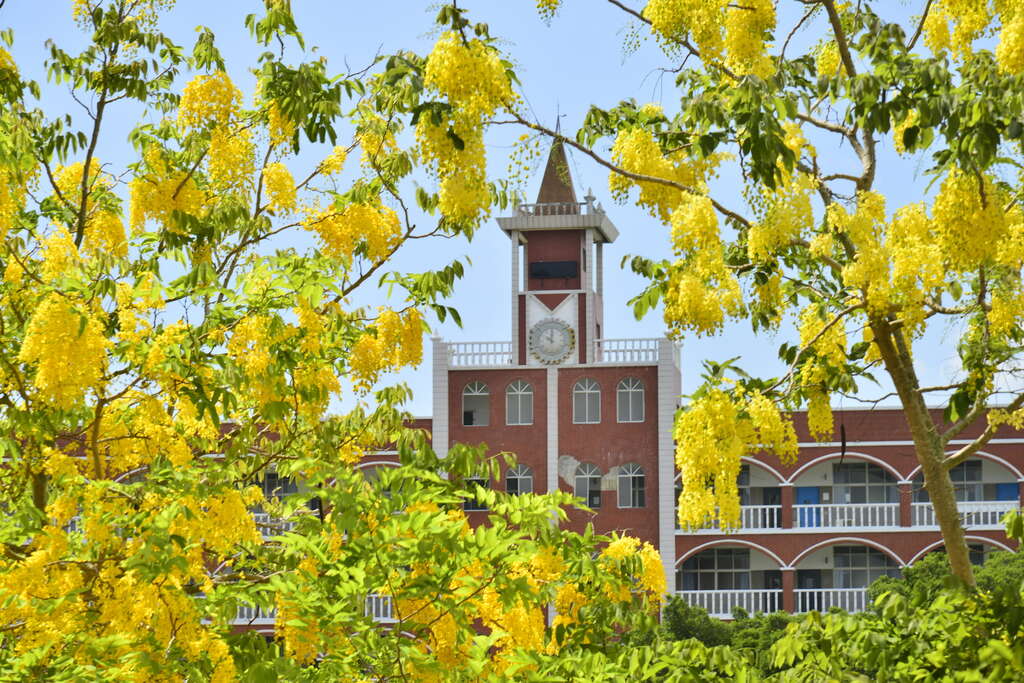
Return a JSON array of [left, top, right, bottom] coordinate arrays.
[[943, 392, 1024, 468]]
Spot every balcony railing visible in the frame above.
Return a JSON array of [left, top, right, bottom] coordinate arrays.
[[448, 341, 513, 367], [234, 594, 394, 626], [793, 503, 899, 529], [794, 587, 867, 614], [911, 500, 1019, 528], [679, 505, 783, 533], [677, 589, 783, 618], [593, 338, 660, 364], [252, 512, 297, 539]]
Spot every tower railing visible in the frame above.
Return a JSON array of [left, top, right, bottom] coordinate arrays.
[[515, 201, 585, 216]]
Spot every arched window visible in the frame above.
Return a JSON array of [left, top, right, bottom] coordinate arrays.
[[462, 381, 490, 426], [618, 463, 645, 508], [616, 377, 644, 423], [575, 463, 602, 508], [506, 381, 533, 425], [572, 378, 600, 424], [506, 464, 533, 495]]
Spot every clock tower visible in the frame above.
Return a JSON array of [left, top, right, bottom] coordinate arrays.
[[496, 141, 619, 366]]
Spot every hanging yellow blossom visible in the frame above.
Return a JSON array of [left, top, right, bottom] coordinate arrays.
[[319, 146, 347, 175], [40, 227, 80, 282], [932, 169, 1007, 272], [262, 162, 296, 213], [129, 147, 208, 232], [423, 32, 514, 121], [723, 0, 775, 77], [208, 124, 255, 196], [267, 100, 296, 147], [302, 199, 402, 262], [18, 293, 108, 409], [178, 71, 242, 130]]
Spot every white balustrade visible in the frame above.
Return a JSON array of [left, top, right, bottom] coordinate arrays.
[[794, 588, 867, 614], [593, 338, 660, 364], [793, 503, 899, 529], [677, 589, 783, 618], [447, 341, 513, 367], [516, 201, 584, 216], [235, 605, 277, 625], [681, 505, 783, 532], [252, 512, 298, 539], [911, 500, 1019, 528], [234, 595, 396, 626], [365, 594, 396, 623]]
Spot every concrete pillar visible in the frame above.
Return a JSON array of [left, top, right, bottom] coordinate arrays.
[[899, 481, 912, 527], [781, 483, 794, 529], [782, 568, 796, 613]]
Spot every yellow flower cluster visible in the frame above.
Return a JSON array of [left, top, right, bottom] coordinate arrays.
[[997, 11, 1024, 73], [816, 41, 843, 77], [747, 173, 816, 262], [806, 388, 833, 441], [348, 307, 423, 391], [537, 0, 560, 19], [262, 162, 296, 214], [922, 1, 1023, 73], [609, 127, 723, 223], [416, 116, 490, 225], [644, 0, 727, 60], [0, 165, 30, 241], [0, 46, 18, 75], [419, 32, 513, 226], [40, 227, 80, 282], [267, 100, 296, 148], [18, 293, 108, 409], [178, 71, 241, 130], [208, 124, 254, 196], [932, 169, 1009, 272], [675, 388, 796, 529], [318, 145, 348, 175], [302, 199, 402, 262], [424, 32, 513, 121], [227, 314, 274, 378], [796, 304, 846, 440], [129, 147, 208, 233], [52, 160, 127, 257], [723, 0, 775, 77], [670, 192, 719, 253]]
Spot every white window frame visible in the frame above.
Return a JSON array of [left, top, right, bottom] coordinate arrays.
[[506, 464, 533, 495], [616, 377, 645, 423], [574, 462, 602, 508], [617, 463, 645, 508], [833, 546, 900, 588], [462, 381, 490, 427], [572, 378, 601, 424], [505, 380, 534, 426]]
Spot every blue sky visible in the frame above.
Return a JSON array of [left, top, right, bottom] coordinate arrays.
[[2, 1, 964, 416]]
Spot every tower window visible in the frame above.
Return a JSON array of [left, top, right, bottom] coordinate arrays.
[[572, 378, 600, 424], [616, 377, 645, 423], [506, 464, 533, 496], [618, 463, 645, 508], [462, 381, 490, 426], [529, 260, 578, 279], [506, 380, 534, 426], [575, 463, 602, 508]]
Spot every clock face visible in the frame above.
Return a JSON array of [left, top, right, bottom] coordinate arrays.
[[529, 319, 575, 364]]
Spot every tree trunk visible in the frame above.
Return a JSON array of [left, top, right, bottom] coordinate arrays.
[[869, 320, 976, 586]]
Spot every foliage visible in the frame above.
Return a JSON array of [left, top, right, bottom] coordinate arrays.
[[536, 0, 1024, 584], [662, 595, 733, 647], [869, 548, 1024, 605], [0, 1, 671, 680]]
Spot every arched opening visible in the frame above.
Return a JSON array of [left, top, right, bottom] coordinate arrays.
[[675, 542, 784, 617], [792, 540, 902, 613], [910, 456, 1020, 528], [790, 454, 901, 529]]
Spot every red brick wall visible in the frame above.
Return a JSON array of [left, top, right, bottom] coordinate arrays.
[[557, 365, 660, 547], [525, 230, 582, 290]]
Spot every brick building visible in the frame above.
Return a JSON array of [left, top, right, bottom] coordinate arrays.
[[406, 142, 1024, 619]]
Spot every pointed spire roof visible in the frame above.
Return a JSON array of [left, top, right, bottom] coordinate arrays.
[[535, 140, 577, 205]]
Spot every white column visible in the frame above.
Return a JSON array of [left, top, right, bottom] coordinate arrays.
[[431, 337, 449, 460], [596, 242, 604, 299], [584, 230, 595, 363], [657, 338, 681, 597], [547, 367, 558, 494], [511, 233, 520, 365]]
